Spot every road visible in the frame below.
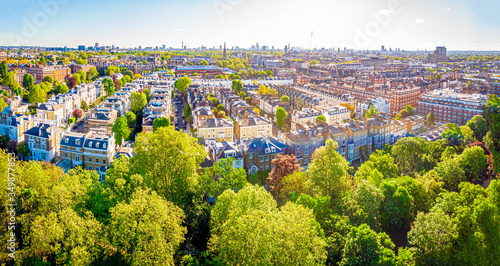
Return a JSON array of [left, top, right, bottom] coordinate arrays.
[[173, 93, 187, 132]]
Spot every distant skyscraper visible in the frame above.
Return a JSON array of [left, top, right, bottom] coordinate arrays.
[[95, 42, 99, 49], [381, 45, 385, 52], [223, 42, 227, 60], [78, 45, 85, 51], [284, 45, 288, 54]]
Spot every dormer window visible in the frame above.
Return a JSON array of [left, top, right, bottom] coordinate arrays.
[[103, 143, 106, 148], [65, 138, 68, 143], [89, 141, 93, 147]]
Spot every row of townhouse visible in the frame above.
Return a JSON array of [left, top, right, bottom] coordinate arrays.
[[142, 85, 173, 134], [59, 131, 115, 180], [291, 106, 350, 130]]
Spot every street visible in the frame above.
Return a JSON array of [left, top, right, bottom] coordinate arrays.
[[173, 92, 187, 132]]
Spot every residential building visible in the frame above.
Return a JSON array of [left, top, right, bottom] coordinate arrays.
[[197, 118, 234, 143], [242, 136, 286, 175], [322, 106, 350, 125], [282, 121, 330, 168], [236, 116, 273, 141], [208, 140, 244, 169], [417, 89, 486, 125], [60, 131, 116, 180], [0, 105, 34, 142], [356, 97, 390, 118], [24, 123, 64, 161], [84, 107, 118, 135], [36, 103, 65, 127], [291, 108, 322, 131]]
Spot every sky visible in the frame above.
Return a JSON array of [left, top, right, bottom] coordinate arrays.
[[0, 0, 499, 51]]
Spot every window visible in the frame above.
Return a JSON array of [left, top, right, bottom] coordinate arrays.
[[65, 138, 68, 143], [96, 142, 100, 148], [260, 157, 264, 162], [88, 166, 92, 170], [249, 154, 252, 159], [265, 156, 269, 161], [96, 158, 99, 163], [76, 155, 80, 161], [89, 157, 92, 162]]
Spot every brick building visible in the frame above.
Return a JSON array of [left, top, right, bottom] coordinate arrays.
[[417, 89, 486, 125]]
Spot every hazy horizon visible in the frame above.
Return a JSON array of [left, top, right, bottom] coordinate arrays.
[[1, 0, 499, 51]]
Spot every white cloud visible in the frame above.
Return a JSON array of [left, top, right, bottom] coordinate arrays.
[[174, 28, 183, 32], [440, 8, 452, 11], [414, 18, 425, 24]]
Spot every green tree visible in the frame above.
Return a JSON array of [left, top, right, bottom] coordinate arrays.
[[279, 171, 312, 203], [112, 117, 131, 146], [200, 158, 248, 198], [346, 180, 384, 229], [441, 123, 470, 151], [144, 88, 151, 102], [231, 79, 243, 93], [1, 72, 15, 87], [56, 83, 69, 94], [379, 180, 413, 229], [466, 115, 488, 142], [103, 78, 115, 96], [408, 211, 457, 264], [238, 91, 246, 98], [108, 189, 186, 265], [28, 208, 102, 265], [0, 98, 7, 113], [456, 145, 488, 182], [0, 61, 7, 78], [365, 105, 379, 119], [130, 92, 147, 113], [434, 157, 466, 192], [80, 100, 89, 111], [183, 104, 191, 119], [280, 95, 290, 102], [43, 75, 54, 83], [316, 114, 327, 123], [340, 224, 396, 266], [276, 107, 287, 128], [199, 59, 209, 66], [152, 116, 170, 131], [391, 137, 435, 177], [355, 150, 399, 182], [28, 84, 46, 104], [125, 111, 137, 128], [307, 139, 352, 201], [87, 67, 98, 81], [209, 185, 327, 265], [11, 84, 23, 96], [23, 73, 34, 90], [175, 76, 192, 93], [425, 113, 435, 126], [131, 126, 206, 206]]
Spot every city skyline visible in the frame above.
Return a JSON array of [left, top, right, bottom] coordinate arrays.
[[1, 0, 500, 51]]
